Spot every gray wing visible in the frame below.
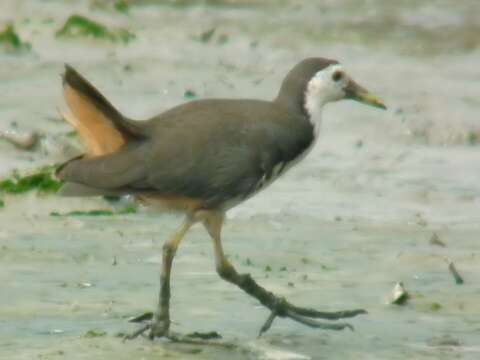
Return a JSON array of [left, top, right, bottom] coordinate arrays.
[[135, 99, 314, 207]]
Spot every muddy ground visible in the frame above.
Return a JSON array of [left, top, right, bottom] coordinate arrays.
[[1, 1, 479, 359]]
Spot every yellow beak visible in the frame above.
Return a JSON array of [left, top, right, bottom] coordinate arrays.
[[345, 79, 387, 110]]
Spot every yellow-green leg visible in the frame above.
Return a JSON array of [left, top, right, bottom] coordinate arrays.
[[126, 216, 194, 340], [203, 211, 366, 336]]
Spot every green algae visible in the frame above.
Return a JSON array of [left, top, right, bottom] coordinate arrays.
[[0, 24, 31, 51], [90, 0, 131, 13], [114, 0, 130, 13], [56, 14, 135, 43], [147, 0, 268, 8], [50, 209, 114, 217], [0, 168, 62, 194], [184, 89, 197, 99], [428, 302, 442, 312], [50, 205, 137, 217]]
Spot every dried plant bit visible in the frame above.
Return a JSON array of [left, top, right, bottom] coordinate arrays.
[[429, 232, 446, 247], [428, 302, 442, 311], [84, 329, 107, 338], [427, 334, 461, 347], [445, 258, 464, 284], [195, 27, 216, 43], [390, 282, 409, 305], [415, 213, 428, 227], [0, 130, 39, 151]]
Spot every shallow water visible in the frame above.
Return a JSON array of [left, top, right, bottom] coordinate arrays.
[[1, 1, 480, 359]]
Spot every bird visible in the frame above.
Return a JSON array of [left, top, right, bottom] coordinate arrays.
[[56, 57, 386, 340]]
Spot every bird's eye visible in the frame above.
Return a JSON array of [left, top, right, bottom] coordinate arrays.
[[332, 71, 343, 82]]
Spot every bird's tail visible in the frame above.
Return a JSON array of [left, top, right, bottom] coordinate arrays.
[[61, 65, 146, 157]]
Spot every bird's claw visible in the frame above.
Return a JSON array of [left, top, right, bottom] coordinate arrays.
[[258, 299, 366, 337], [123, 315, 170, 341]]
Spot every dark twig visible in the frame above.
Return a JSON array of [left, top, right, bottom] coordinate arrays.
[[445, 258, 464, 284], [167, 332, 235, 348], [430, 232, 446, 247], [124, 326, 234, 348]]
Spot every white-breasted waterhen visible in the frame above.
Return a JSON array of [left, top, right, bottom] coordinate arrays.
[[57, 57, 387, 339]]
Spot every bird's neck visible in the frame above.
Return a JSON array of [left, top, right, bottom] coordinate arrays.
[[274, 84, 326, 138], [304, 95, 326, 138], [308, 111, 323, 138]]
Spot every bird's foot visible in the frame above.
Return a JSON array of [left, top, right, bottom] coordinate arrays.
[[124, 312, 170, 341], [258, 297, 367, 337]]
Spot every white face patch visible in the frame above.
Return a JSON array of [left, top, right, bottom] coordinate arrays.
[[304, 64, 347, 132]]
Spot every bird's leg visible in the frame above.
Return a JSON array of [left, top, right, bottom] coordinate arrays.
[[125, 216, 194, 340], [203, 212, 366, 336]]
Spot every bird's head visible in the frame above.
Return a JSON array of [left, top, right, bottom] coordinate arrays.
[[276, 57, 387, 118]]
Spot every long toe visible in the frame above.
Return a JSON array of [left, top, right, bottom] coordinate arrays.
[[259, 299, 368, 336], [123, 317, 170, 341]]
